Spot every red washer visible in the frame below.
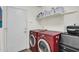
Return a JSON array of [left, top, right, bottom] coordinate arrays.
[[29, 29, 47, 52], [38, 31, 61, 52]]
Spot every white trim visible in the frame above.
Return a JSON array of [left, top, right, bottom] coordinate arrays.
[[38, 39, 51, 52], [8, 7, 27, 11], [30, 34, 36, 47]]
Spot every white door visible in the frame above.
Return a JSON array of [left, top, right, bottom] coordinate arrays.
[[6, 7, 27, 52]]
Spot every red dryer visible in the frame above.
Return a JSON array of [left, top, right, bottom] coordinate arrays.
[[29, 29, 47, 52], [38, 31, 61, 52]]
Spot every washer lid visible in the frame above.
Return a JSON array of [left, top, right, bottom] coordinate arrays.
[[38, 39, 51, 52], [30, 34, 36, 47]]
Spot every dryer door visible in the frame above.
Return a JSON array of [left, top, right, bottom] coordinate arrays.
[[30, 34, 36, 47], [38, 39, 51, 52]]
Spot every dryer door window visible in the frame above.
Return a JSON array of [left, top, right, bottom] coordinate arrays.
[[30, 34, 36, 47], [38, 39, 51, 52]]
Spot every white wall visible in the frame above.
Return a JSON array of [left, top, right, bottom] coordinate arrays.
[[27, 7, 43, 30], [39, 6, 79, 32], [64, 6, 79, 32], [38, 15, 64, 32], [38, 6, 64, 32]]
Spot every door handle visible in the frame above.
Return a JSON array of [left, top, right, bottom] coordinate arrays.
[[4, 28, 8, 32], [4, 28, 7, 30]]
